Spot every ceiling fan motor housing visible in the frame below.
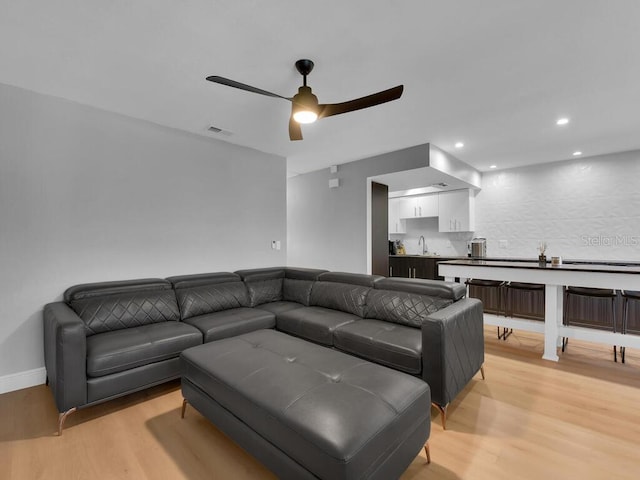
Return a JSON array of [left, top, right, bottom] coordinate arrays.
[[295, 59, 315, 77]]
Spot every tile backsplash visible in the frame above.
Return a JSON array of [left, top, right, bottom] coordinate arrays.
[[475, 151, 640, 261], [391, 149, 640, 261], [395, 217, 472, 257]]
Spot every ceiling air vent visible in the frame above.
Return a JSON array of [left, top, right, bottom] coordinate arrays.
[[207, 125, 233, 136]]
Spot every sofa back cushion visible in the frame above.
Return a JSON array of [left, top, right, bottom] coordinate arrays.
[[374, 277, 466, 301], [235, 268, 285, 307], [365, 289, 453, 327], [65, 279, 180, 336], [282, 267, 328, 306], [167, 272, 249, 320], [309, 272, 382, 317]]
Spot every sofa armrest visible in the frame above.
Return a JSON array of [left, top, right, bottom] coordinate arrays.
[[421, 297, 484, 407], [43, 302, 87, 412]]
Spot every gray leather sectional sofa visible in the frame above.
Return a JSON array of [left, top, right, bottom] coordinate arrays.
[[44, 266, 484, 434]]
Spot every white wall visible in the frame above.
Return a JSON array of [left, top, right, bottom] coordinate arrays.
[[287, 145, 432, 273], [0, 83, 286, 390], [475, 150, 640, 260]]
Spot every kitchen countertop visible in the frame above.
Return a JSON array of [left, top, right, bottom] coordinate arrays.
[[439, 259, 640, 273], [391, 255, 640, 266], [389, 254, 468, 259]]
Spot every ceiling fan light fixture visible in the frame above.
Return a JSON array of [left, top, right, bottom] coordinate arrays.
[[292, 86, 319, 124], [293, 109, 318, 124]]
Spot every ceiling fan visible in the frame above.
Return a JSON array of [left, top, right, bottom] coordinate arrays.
[[206, 59, 404, 141]]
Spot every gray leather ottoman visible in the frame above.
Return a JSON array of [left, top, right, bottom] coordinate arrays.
[[180, 329, 431, 480]]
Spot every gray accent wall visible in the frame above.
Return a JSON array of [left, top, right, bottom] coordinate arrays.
[[287, 144, 433, 273], [0, 82, 286, 384]]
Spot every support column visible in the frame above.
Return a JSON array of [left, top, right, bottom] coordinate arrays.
[[543, 284, 562, 361]]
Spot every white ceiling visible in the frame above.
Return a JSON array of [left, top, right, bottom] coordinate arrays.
[[2, 1, 639, 176]]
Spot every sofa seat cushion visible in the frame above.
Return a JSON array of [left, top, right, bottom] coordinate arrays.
[[86, 322, 202, 377], [333, 320, 422, 375], [183, 307, 275, 343], [276, 306, 360, 346], [254, 301, 305, 316]]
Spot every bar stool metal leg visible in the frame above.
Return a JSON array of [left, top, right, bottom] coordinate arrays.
[[620, 290, 640, 363]]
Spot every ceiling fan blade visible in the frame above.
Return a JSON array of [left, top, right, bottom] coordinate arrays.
[[289, 117, 303, 141], [206, 76, 292, 101], [318, 85, 404, 119]]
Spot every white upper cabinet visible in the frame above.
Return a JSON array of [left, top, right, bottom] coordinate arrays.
[[398, 194, 438, 219], [438, 189, 475, 232], [388, 197, 406, 234], [416, 195, 438, 218]]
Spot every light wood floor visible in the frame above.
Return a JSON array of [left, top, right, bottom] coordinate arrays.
[[2, 327, 640, 480]]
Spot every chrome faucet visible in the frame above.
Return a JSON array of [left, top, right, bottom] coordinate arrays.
[[418, 235, 427, 255]]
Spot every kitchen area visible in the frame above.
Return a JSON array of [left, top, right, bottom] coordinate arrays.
[[388, 188, 481, 280], [369, 145, 640, 362], [370, 144, 483, 281]]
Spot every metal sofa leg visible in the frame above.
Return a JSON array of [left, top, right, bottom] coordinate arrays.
[[424, 442, 431, 464], [181, 399, 189, 419], [57, 407, 77, 436], [480, 364, 485, 380], [432, 402, 448, 429]]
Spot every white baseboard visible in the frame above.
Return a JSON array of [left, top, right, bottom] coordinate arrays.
[[0, 367, 47, 395]]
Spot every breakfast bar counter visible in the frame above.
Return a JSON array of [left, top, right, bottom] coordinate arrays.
[[438, 260, 640, 361]]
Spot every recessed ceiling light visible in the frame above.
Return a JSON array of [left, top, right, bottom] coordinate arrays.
[[454, 142, 464, 148], [489, 165, 497, 169], [556, 118, 569, 125], [573, 151, 582, 156]]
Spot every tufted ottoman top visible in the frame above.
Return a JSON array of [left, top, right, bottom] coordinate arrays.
[[181, 329, 431, 480]]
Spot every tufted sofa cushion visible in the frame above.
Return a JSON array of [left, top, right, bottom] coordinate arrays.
[[167, 272, 250, 320], [365, 289, 453, 327], [66, 279, 180, 336], [309, 272, 382, 317]]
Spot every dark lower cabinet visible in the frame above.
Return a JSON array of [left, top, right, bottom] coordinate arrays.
[[388, 257, 432, 278], [388, 256, 456, 280], [388, 256, 410, 278]]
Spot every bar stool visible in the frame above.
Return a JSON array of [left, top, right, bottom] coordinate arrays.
[[562, 287, 618, 361], [466, 279, 507, 339], [621, 290, 640, 363], [504, 282, 545, 321]]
